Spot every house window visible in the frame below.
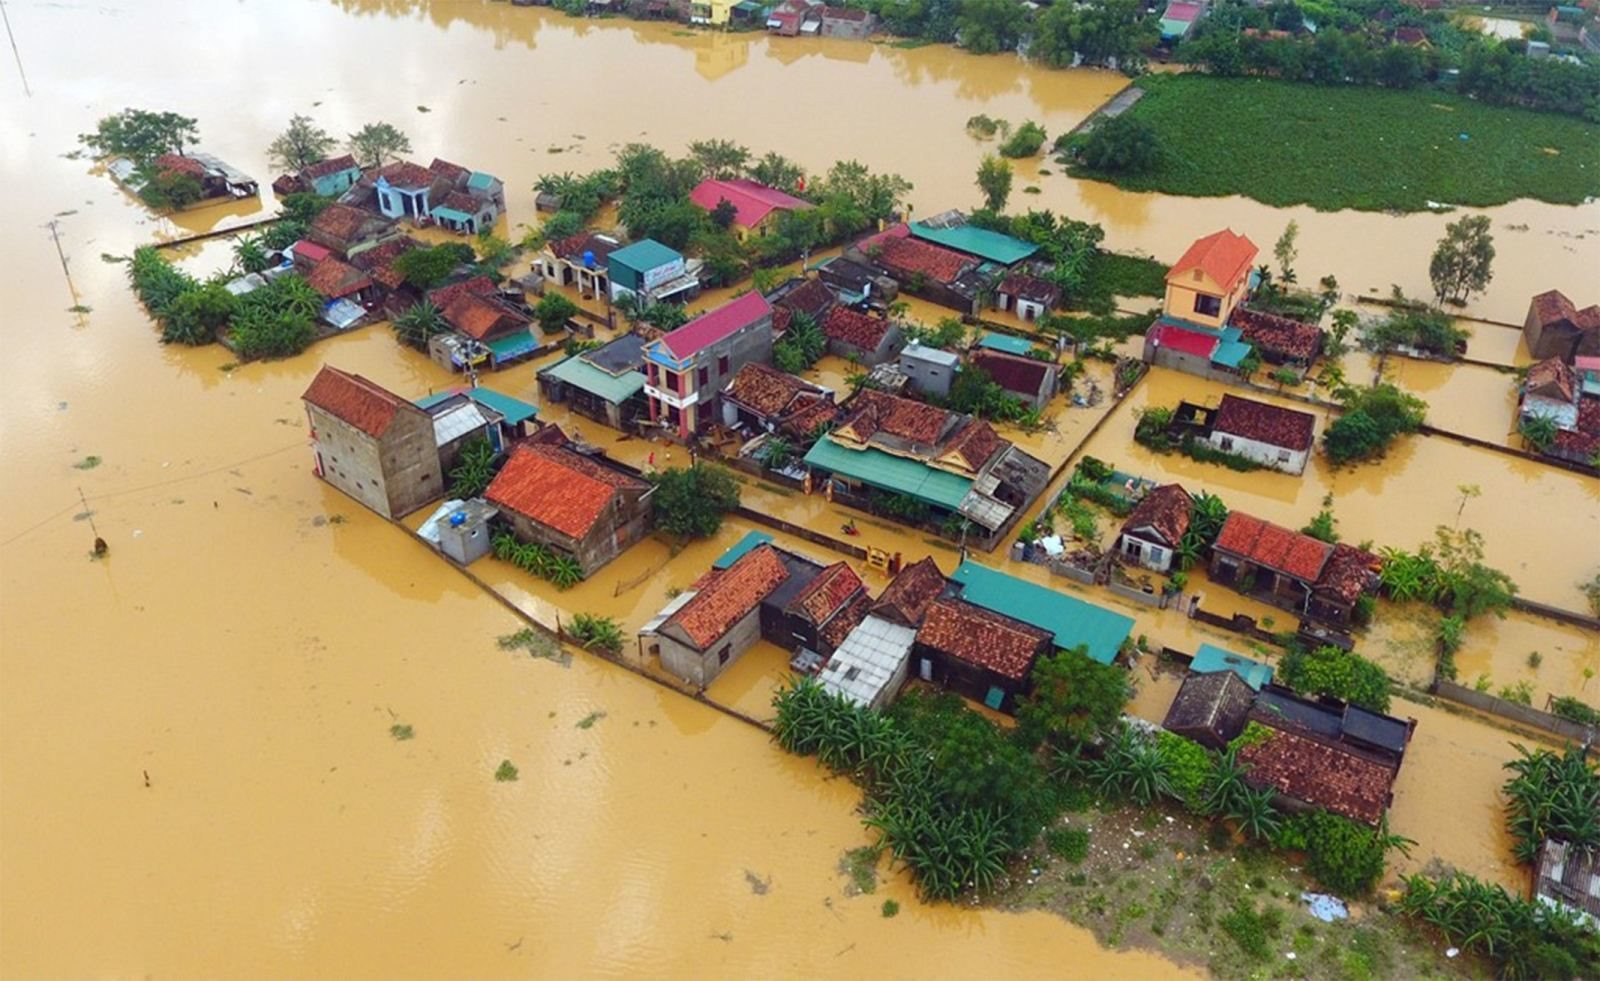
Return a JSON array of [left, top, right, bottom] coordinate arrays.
[[1193, 293, 1222, 317], [1219, 436, 1234, 451], [718, 355, 729, 375], [697, 366, 709, 388], [1192, 269, 1204, 283], [717, 644, 731, 665], [1277, 449, 1291, 463], [1121, 538, 1143, 559]]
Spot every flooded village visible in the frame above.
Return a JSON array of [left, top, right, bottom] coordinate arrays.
[[3, 0, 1599, 978]]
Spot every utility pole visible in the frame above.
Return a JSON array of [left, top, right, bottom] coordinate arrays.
[[46, 219, 86, 323], [0, 0, 30, 97], [79, 486, 107, 557]]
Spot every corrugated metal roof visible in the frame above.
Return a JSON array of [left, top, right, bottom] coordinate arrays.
[[803, 439, 972, 510], [1191, 644, 1274, 691], [431, 401, 492, 446], [900, 341, 960, 366], [416, 387, 539, 425], [949, 559, 1134, 664], [540, 354, 646, 404], [640, 590, 696, 635], [818, 615, 916, 707], [608, 238, 681, 273], [714, 530, 776, 570], [909, 221, 1037, 266], [978, 332, 1035, 356]]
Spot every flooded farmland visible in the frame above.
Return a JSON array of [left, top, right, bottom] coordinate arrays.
[[1, 0, 1597, 976]]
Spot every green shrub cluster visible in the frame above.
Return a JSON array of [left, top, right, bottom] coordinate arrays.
[[491, 531, 584, 589]]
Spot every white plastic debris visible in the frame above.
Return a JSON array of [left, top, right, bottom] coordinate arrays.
[[1446, 948, 1460, 958], [1301, 892, 1348, 922]]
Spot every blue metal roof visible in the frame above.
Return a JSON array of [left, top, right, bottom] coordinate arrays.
[[1191, 644, 1274, 691], [950, 560, 1134, 665], [713, 530, 775, 569], [978, 332, 1036, 356], [608, 238, 682, 273], [415, 386, 539, 425]]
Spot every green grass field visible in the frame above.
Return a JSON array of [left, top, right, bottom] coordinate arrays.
[[1072, 74, 1600, 212]]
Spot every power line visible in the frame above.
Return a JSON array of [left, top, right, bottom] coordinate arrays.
[[0, 0, 30, 97]]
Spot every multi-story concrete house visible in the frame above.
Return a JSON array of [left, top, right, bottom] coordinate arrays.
[[301, 365, 443, 519]]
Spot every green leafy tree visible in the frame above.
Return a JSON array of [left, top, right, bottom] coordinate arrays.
[[1077, 114, 1163, 175], [392, 245, 465, 290], [1031, 0, 1151, 68], [534, 292, 579, 335], [1279, 645, 1392, 713], [1015, 646, 1131, 749], [1519, 414, 1559, 453], [570, 613, 624, 655], [687, 138, 750, 180], [773, 313, 826, 374], [136, 166, 204, 210], [957, 0, 1028, 54], [233, 235, 272, 274], [392, 300, 447, 351], [80, 109, 199, 164], [997, 121, 1048, 159], [448, 436, 500, 498], [1429, 214, 1495, 305], [267, 114, 336, 173], [651, 465, 741, 539], [747, 151, 805, 192], [709, 197, 739, 230], [164, 282, 236, 345], [975, 154, 1013, 213], [346, 121, 412, 169], [1274, 220, 1300, 284], [1323, 383, 1427, 465]]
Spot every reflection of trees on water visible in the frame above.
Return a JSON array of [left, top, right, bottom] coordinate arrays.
[[879, 44, 1022, 101], [324, 0, 546, 50]]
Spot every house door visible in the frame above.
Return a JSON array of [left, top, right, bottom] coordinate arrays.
[[919, 657, 933, 682]]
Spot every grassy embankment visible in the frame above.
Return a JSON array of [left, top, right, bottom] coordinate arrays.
[[1072, 74, 1600, 212]]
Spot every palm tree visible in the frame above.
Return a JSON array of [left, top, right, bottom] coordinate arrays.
[[393, 300, 444, 350], [233, 235, 271, 274], [1228, 785, 1282, 841], [1518, 414, 1559, 453], [1203, 747, 1250, 817], [547, 555, 583, 590]]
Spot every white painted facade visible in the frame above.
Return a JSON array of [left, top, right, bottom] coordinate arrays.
[[1208, 431, 1309, 475]]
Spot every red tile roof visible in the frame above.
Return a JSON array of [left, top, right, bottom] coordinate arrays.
[[872, 235, 975, 285], [551, 231, 620, 263], [780, 392, 840, 438], [1317, 543, 1381, 605], [999, 273, 1061, 306], [375, 160, 436, 189], [724, 362, 815, 418], [771, 305, 793, 336], [822, 4, 869, 20], [667, 544, 790, 649], [1214, 394, 1316, 451], [820, 591, 872, 650], [428, 158, 471, 183], [349, 235, 420, 290], [302, 365, 409, 438], [305, 257, 373, 299], [941, 419, 1003, 472], [1233, 307, 1324, 362], [484, 444, 645, 540], [154, 153, 206, 178], [970, 349, 1053, 398], [442, 293, 527, 341], [918, 598, 1050, 681], [1121, 483, 1192, 547], [1168, 229, 1258, 292], [792, 561, 864, 625], [1526, 357, 1579, 403], [1149, 320, 1219, 358], [658, 292, 772, 361], [1240, 724, 1397, 825], [303, 154, 358, 180], [822, 306, 893, 351], [427, 275, 496, 310], [839, 390, 953, 445], [311, 202, 388, 245], [872, 556, 947, 626], [1528, 289, 1600, 330], [293, 240, 332, 264], [689, 178, 812, 229], [438, 189, 482, 215], [1215, 512, 1332, 584], [776, 277, 836, 320]]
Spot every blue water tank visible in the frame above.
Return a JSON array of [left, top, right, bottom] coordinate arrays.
[[582, 250, 596, 269], [449, 511, 467, 527]]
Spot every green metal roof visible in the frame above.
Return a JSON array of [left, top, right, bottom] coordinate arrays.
[[978, 332, 1036, 356], [539, 354, 646, 405], [909, 221, 1038, 266], [414, 387, 539, 425], [467, 171, 497, 191], [1210, 325, 1252, 368], [803, 439, 972, 511], [607, 238, 681, 273], [950, 559, 1134, 665], [714, 530, 774, 569], [1191, 644, 1274, 691], [487, 329, 537, 361]]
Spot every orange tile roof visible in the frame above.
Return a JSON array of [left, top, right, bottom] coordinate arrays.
[[1167, 229, 1258, 292], [427, 275, 496, 309], [822, 306, 893, 350], [820, 591, 872, 650], [667, 544, 790, 649], [873, 235, 974, 285], [1526, 357, 1579, 403], [304, 257, 372, 299], [941, 419, 1003, 472], [484, 445, 642, 540], [840, 390, 953, 445], [349, 235, 420, 290], [311, 203, 387, 245], [1213, 394, 1316, 451], [1214, 512, 1332, 583], [154, 153, 205, 178], [724, 362, 814, 418], [791, 561, 864, 625], [918, 598, 1050, 681], [302, 365, 409, 438], [303, 153, 358, 180], [375, 160, 436, 189], [442, 292, 526, 341], [1121, 483, 1192, 547]]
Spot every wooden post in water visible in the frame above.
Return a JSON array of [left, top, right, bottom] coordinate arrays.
[[78, 486, 107, 557]]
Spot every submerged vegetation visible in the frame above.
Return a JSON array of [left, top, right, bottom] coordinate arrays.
[[126, 247, 317, 359], [1071, 74, 1600, 212]]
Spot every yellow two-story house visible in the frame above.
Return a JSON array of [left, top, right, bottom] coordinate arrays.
[[1162, 228, 1259, 328]]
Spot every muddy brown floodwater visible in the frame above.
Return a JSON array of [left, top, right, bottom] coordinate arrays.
[[1, 0, 1595, 976]]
